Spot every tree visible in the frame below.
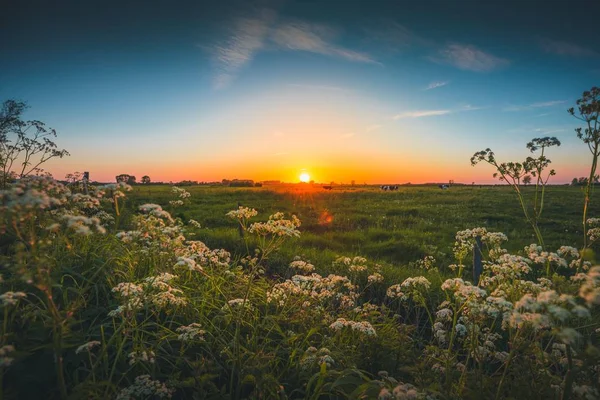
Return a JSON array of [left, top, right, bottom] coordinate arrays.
[[523, 175, 532, 185], [116, 174, 130, 183], [471, 136, 561, 249], [116, 174, 136, 185], [0, 99, 69, 188], [568, 87, 600, 249], [141, 175, 151, 184]]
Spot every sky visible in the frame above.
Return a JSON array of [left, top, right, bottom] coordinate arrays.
[[1, 0, 599, 184]]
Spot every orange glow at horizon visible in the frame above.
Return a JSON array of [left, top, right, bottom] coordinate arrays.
[[299, 172, 310, 182]]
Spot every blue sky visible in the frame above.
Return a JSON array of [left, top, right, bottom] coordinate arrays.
[[1, 0, 599, 183]]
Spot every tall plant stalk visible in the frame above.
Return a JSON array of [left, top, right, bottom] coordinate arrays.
[[568, 87, 600, 250]]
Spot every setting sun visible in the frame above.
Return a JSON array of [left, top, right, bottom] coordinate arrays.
[[299, 172, 310, 183]]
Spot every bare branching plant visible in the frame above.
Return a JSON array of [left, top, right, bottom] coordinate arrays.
[[471, 137, 561, 248], [568, 87, 600, 249], [0, 100, 69, 189]]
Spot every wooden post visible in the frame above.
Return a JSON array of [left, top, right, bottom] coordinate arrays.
[[83, 171, 89, 195], [473, 236, 483, 285]]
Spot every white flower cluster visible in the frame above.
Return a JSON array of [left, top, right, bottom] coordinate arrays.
[[524, 244, 567, 267], [289, 258, 315, 274], [0, 345, 15, 367], [0, 291, 27, 306], [115, 375, 174, 400], [248, 212, 301, 238], [108, 274, 186, 317], [415, 255, 436, 270], [175, 241, 231, 270], [329, 318, 377, 336], [386, 277, 431, 303], [223, 298, 254, 311], [267, 273, 357, 309], [128, 350, 156, 365], [176, 323, 206, 342], [226, 206, 258, 220], [188, 219, 201, 228], [300, 347, 335, 370], [368, 272, 384, 284], [169, 187, 191, 207], [138, 204, 174, 222], [61, 214, 106, 235]]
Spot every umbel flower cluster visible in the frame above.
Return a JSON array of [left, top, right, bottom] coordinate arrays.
[[1, 176, 600, 399]]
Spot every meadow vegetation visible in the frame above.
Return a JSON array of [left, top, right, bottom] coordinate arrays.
[[0, 88, 599, 399]]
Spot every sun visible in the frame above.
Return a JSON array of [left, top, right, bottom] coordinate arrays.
[[299, 172, 310, 183]]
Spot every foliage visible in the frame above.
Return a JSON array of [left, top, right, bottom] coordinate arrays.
[[0, 99, 69, 189], [569, 87, 600, 249], [1, 177, 600, 400], [471, 136, 561, 248]]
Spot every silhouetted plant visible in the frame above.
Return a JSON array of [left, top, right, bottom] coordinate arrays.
[[568, 87, 600, 249], [0, 99, 69, 188], [471, 137, 561, 248]]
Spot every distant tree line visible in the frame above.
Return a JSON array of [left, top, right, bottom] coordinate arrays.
[[571, 175, 600, 186]]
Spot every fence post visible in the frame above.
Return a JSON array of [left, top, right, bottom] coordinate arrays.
[[83, 171, 89, 195], [473, 236, 483, 285]]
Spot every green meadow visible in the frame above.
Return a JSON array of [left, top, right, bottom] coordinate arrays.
[[128, 184, 598, 269]]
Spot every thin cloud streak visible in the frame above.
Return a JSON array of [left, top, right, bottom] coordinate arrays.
[[425, 81, 449, 90], [539, 38, 598, 57], [432, 44, 509, 72], [393, 110, 451, 119], [504, 100, 566, 112]]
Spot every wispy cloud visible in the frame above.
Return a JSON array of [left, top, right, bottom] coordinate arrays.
[[271, 21, 378, 64], [539, 38, 598, 57], [365, 124, 382, 132], [393, 110, 451, 119], [208, 12, 378, 88], [425, 81, 449, 90], [458, 104, 486, 112], [432, 44, 509, 72], [392, 104, 484, 120], [504, 100, 566, 112], [362, 20, 432, 52], [209, 10, 275, 89], [339, 132, 355, 139]]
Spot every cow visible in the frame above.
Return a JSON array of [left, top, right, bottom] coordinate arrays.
[[322, 186, 333, 190], [439, 184, 449, 190]]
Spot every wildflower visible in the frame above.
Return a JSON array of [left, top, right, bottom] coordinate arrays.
[[329, 318, 377, 336], [75, 341, 101, 354], [0, 345, 15, 367], [289, 259, 315, 274], [0, 291, 27, 306], [226, 206, 258, 220], [368, 272, 384, 283], [176, 323, 206, 342], [115, 375, 174, 400], [128, 350, 156, 365], [188, 219, 201, 228], [387, 276, 431, 303]]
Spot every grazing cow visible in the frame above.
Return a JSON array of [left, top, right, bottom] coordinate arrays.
[[322, 186, 333, 190], [439, 184, 449, 190]]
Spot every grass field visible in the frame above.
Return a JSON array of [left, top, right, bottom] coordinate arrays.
[[3, 178, 600, 399], [127, 184, 599, 269]]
